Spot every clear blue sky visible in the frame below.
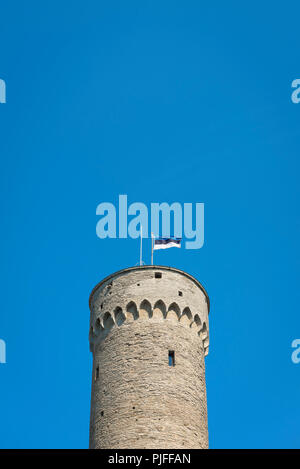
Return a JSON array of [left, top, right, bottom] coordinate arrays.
[[0, 1, 299, 449]]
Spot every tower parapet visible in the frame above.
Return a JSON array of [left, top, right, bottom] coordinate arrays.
[[89, 265, 210, 449]]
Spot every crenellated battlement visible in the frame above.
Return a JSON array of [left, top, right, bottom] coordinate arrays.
[[89, 298, 209, 355], [89, 265, 210, 356]]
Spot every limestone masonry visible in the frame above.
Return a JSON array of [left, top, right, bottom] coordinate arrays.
[[89, 265, 210, 449]]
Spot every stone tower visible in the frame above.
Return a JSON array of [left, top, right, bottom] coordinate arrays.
[[88, 265, 210, 449]]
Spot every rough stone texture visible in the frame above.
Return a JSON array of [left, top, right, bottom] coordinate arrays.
[[89, 265, 210, 449]]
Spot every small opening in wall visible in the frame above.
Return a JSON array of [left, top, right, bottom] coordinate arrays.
[[137, 283, 140, 286], [155, 272, 162, 279], [178, 291, 182, 296], [95, 366, 99, 381], [168, 350, 175, 366], [100, 411, 104, 417], [133, 406, 135, 409]]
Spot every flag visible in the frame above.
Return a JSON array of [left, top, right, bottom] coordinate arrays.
[[153, 237, 181, 250]]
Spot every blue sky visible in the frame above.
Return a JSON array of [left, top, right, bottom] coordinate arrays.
[[0, 1, 299, 448]]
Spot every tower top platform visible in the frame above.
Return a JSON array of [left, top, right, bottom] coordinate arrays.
[[89, 265, 210, 312]]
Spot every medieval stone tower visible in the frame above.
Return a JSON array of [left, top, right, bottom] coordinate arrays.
[[88, 265, 210, 449]]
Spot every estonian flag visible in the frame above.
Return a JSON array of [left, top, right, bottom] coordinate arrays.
[[153, 238, 181, 250]]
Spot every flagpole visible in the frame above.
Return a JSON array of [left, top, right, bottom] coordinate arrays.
[[151, 233, 154, 265], [140, 226, 143, 266]]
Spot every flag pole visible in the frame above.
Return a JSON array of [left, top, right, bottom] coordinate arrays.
[[140, 226, 143, 266], [151, 233, 154, 265]]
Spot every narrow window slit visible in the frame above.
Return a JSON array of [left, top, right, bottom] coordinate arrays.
[[168, 350, 175, 366]]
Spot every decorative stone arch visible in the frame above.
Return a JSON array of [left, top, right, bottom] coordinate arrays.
[[200, 321, 208, 340], [166, 302, 181, 321], [139, 299, 152, 320], [126, 301, 139, 322], [191, 313, 202, 333], [114, 306, 126, 326], [102, 312, 115, 330], [152, 300, 166, 319], [202, 322, 209, 356], [180, 307, 193, 326], [194, 314, 202, 326]]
